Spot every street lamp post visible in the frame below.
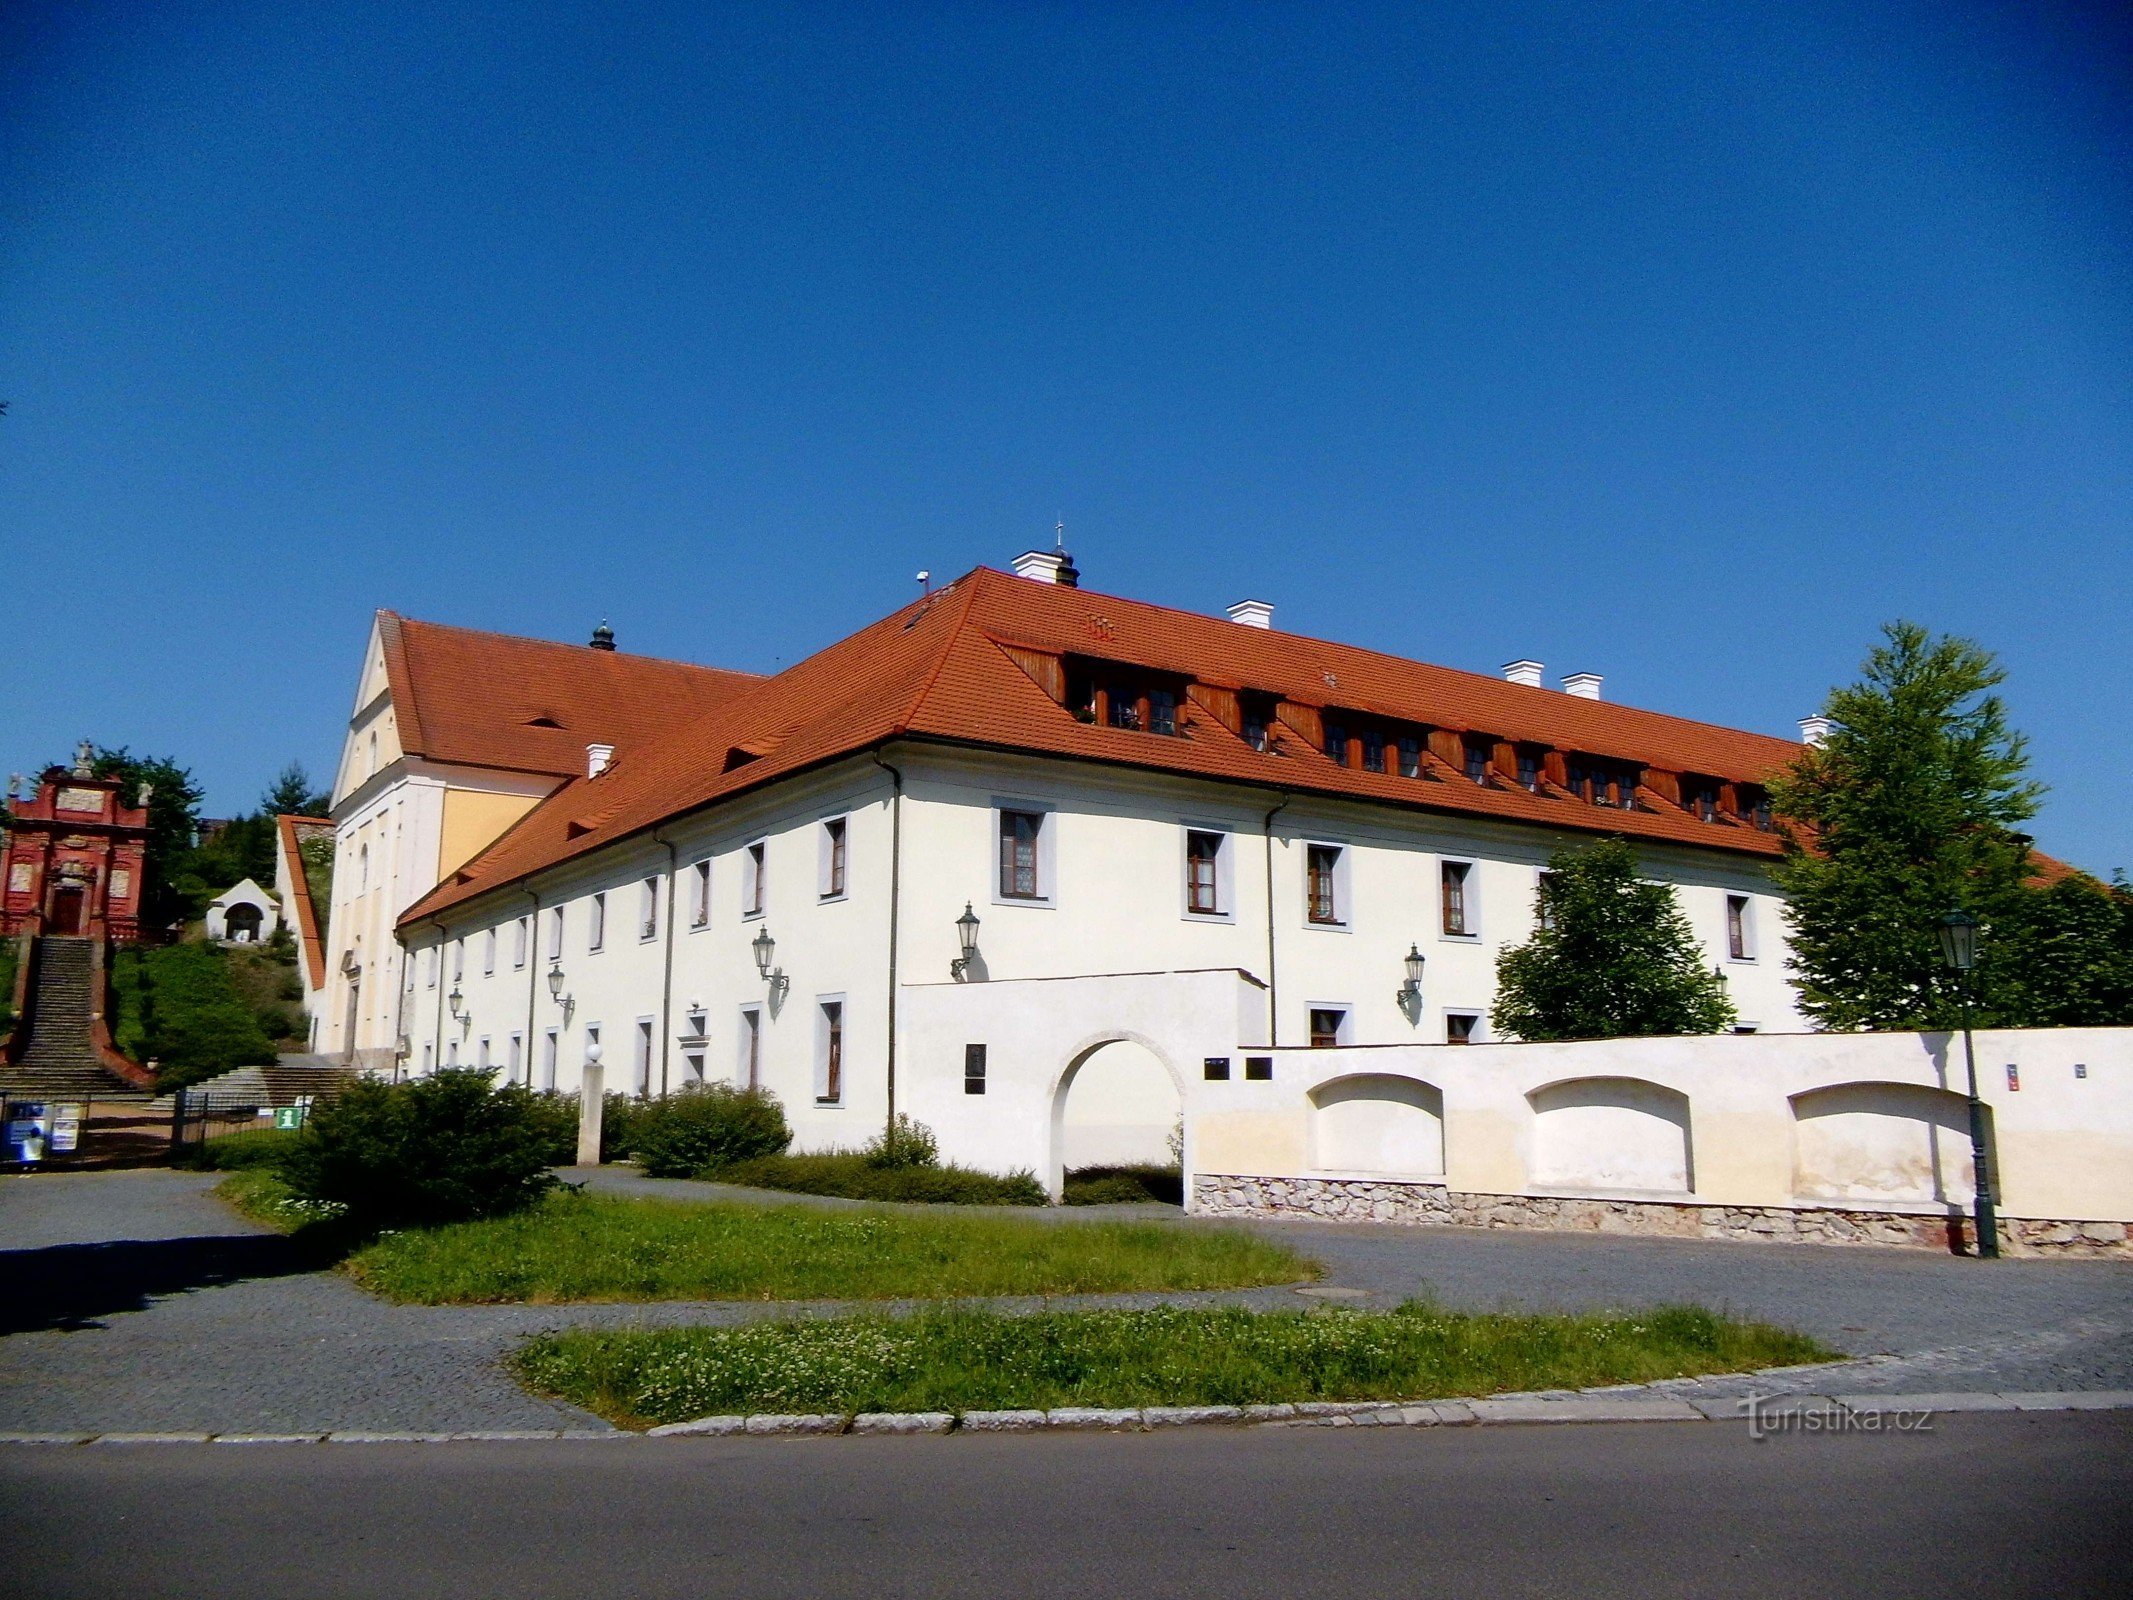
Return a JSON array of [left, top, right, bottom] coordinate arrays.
[[1936, 909, 1998, 1260]]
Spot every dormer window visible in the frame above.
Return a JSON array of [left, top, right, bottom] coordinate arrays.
[[1463, 737, 1493, 785], [1241, 696, 1274, 753], [1324, 722, 1349, 765], [1737, 784, 1775, 832], [1359, 730, 1386, 774], [1682, 778, 1723, 823], [1516, 747, 1544, 793], [1067, 661, 1187, 738], [1397, 735, 1422, 778], [1566, 758, 1640, 809]]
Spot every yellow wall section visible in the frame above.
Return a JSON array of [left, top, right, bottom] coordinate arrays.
[[438, 787, 544, 880]]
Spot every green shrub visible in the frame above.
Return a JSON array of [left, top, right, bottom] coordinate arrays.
[[122, 943, 276, 1089], [280, 1069, 561, 1229], [1062, 1165, 1184, 1206], [524, 1091, 583, 1165], [523, 1091, 641, 1164], [631, 1084, 792, 1178], [172, 1126, 301, 1171], [714, 1150, 1045, 1206], [862, 1112, 938, 1170]]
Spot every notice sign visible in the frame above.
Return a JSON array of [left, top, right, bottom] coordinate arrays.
[[51, 1105, 83, 1154], [7, 1103, 52, 1163]]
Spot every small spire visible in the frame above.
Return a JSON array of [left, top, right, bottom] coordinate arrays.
[[589, 619, 616, 652], [72, 739, 94, 778]]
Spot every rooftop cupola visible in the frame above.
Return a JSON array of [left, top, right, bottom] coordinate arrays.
[[589, 620, 616, 651]]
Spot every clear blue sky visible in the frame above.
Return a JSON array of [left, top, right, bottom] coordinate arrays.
[[3, 3, 2128, 869]]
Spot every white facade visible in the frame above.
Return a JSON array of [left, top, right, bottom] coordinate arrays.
[[405, 742, 1803, 1166], [204, 877, 280, 944]]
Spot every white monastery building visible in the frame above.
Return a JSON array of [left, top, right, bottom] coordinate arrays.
[[312, 555, 2133, 1252]]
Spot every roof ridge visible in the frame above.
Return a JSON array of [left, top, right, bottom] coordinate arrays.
[[894, 573, 990, 735]]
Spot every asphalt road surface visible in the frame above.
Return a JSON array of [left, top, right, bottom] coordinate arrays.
[[6, 1414, 2129, 1599]]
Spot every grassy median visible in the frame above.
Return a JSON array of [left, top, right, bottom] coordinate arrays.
[[335, 1190, 1312, 1304], [514, 1303, 1830, 1427]]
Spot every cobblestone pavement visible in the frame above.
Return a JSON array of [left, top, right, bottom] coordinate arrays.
[[4, 1167, 2129, 1435]]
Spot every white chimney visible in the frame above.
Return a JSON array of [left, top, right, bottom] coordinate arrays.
[[586, 743, 614, 779], [1562, 672, 1604, 701], [1012, 550, 1065, 583], [1502, 660, 1544, 688], [1799, 716, 1832, 747], [1227, 599, 1274, 629]]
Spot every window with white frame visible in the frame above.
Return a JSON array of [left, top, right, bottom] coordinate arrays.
[[446, 1039, 460, 1067], [482, 928, 496, 976], [451, 939, 464, 982], [541, 1028, 559, 1092], [1445, 1011, 1480, 1044], [1184, 828, 1230, 918], [1726, 894, 1755, 961], [588, 892, 606, 952], [424, 946, 438, 989], [477, 1036, 491, 1071], [683, 1048, 706, 1083], [1441, 861, 1475, 937], [547, 906, 564, 961], [997, 809, 1045, 900], [738, 1005, 762, 1090], [820, 817, 848, 900], [1534, 869, 1557, 932], [815, 999, 844, 1104], [640, 876, 659, 941], [421, 1041, 434, 1072], [634, 1017, 655, 1096], [689, 859, 711, 927], [744, 842, 767, 916], [507, 1031, 523, 1083], [1305, 843, 1345, 926], [1308, 1006, 1350, 1048], [513, 916, 529, 970]]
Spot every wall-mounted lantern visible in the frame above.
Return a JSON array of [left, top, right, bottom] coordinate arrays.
[[951, 902, 981, 980], [752, 925, 789, 998], [547, 961, 574, 1021], [1394, 944, 1425, 1008], [447, 984, 464, 1020]]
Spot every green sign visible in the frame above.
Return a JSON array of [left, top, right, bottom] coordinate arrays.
[[273, 1106, 307, 1131]]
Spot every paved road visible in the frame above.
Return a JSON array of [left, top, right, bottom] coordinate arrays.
[[4, 1167, 2131, 1435], [5, 1415, 2128, 1598]]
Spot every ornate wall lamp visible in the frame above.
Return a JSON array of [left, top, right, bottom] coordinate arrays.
[[950, 902, 981, 980], [547, 961, 575, 1022], [1394, 944, 1425, 1010], [751, 925, 790, 999]]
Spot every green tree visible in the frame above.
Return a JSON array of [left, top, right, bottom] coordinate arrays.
[[1769, 623, 2048, 1030], [261, 761, 330, 818], [1491, 838, 1736, 1041]]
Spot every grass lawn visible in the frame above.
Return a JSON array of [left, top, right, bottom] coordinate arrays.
[[514, 1303, 1831, 1428], [332, 1190, 1312, 1304]]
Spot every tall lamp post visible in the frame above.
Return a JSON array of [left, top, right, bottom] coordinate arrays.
[[1936, 909, 1999, 1260]]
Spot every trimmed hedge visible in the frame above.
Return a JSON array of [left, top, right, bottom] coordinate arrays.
[[712, 1150, 1046, 1206], [1062, 1165, 1184, 1206]]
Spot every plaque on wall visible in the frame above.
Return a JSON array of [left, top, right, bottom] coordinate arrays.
[[109, 870, 132, 899], [56, 788, 104, 813], [7, 864, 31, 892]]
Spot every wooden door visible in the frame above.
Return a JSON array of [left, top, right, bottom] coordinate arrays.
[[50, 886, 86, 936]]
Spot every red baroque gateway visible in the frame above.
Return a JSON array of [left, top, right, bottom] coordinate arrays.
[[1, 742, 153, 945]]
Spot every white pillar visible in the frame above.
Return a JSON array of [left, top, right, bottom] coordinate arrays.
[[576, 1042, 605, 1166]]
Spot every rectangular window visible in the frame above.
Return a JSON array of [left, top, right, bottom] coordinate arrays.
[[744, 842, 767, 916], [1203, 1056, 1231, 1081], [640, 876, 659, 941], [507, 1032, 523, 1084], [425, 947, 437, 989], [1446, 1012, 1479, 1045], [1324, 722, 1349, 766], [1535, 870, 1557, 932], [1309, 1008, 1346, 1048], [821, 817, 848, 899], [1684, 780, 1722, 823], [1242, 699, 1272, 753], [738, 1006, 761, 1090], [635, 1017, 655, 1096], [588, 892, 606, 951], [482, 928, 496, 976], [1516, 749, 1543, 793], [1360, 730, 1385, 773], [451, 939, 464, 982], [1149, 689, 1177, 737], [817, 1001, 843, 1104], [1568, 759, 1639, 809], [690, 860, 711, 927], [476, 1036, 491, 1072], [1185, 830, 1223, 915], [1397, 736, 1423, 778], [1727, 894, 1753, 960], [999, 810, 1043, 899], [964, 1043, 987, 1095], [547, 906, 564, 961], [683, 1049, 706, 1083], [1306, 844, 1341, 925], [1244, 1055, 1274, 1080], [421, 1041, 434, 1072], [1463, 737, 1493, 784], [1441, 861, 1473, 937], [1738, 785, 1775, 831], [541, 1029, 559, 1092], [446, 1039, 460, 1067], [513, 916, 528, 970], [1107, 690, 1142, 730]]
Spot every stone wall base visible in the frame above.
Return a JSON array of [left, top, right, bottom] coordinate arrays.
[[1191, 1174, 2131, 1259]]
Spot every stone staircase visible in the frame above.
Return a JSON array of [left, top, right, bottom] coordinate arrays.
[[150, 1055, 359, 1112], [0, 937, 147, 1101]]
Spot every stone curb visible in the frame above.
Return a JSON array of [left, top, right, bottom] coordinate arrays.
[[7, 1391, 2130, 1446]]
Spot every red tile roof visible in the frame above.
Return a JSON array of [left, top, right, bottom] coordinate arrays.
[[377, 612, 759, 778], [401, 568, 1817, 928]]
